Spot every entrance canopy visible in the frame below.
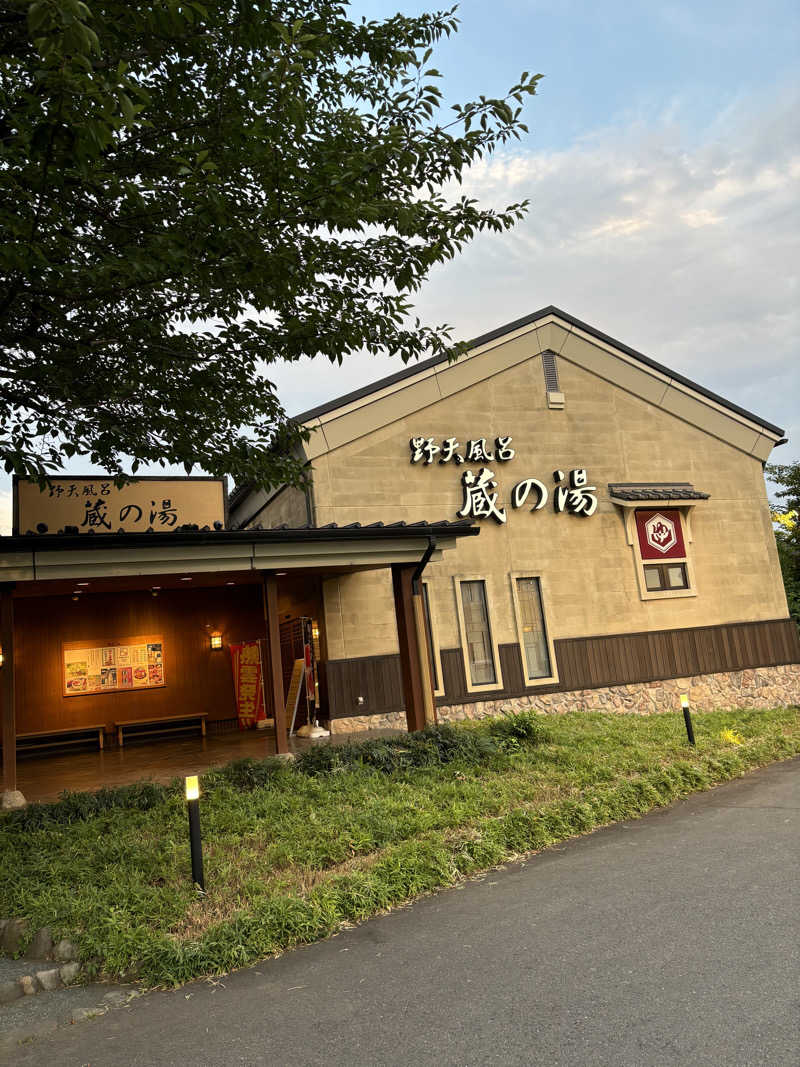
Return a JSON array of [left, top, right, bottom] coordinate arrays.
[[0, 520, 476, 583], [0, 521, 478, 805]]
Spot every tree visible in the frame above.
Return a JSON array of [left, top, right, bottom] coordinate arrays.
[[0, 1, 540, 487], [767, 461, 800, 629]]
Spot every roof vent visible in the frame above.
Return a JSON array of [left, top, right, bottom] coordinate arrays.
[[541, 351, 564, 409]]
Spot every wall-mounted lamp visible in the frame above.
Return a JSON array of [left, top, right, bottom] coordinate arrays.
[[0, 647, 4, 668], [151, 587, 160, 598], [209, 633, 223, 650], [71, 592, 82, 602]]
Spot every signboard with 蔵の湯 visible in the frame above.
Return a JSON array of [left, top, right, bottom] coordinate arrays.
[[14, 476, 226, 535], [408, 434, 599, 525]]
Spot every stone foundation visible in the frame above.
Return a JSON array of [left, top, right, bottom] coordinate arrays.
[[329, 663, 800, 733], [329, 711, 408, 734]]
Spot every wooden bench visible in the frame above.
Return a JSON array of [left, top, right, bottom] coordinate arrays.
[[14, 725, 106, 755], [114, 713, 207, 748]]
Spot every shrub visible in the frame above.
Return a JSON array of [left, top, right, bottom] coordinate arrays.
[[487, 709, 553, 747], [4, 780, 173, 830], [293, 724, 502, 778], [211, 757, 286, 791]]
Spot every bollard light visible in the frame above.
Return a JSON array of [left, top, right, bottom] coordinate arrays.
[[184, 775, 205, 891], [680, 693, 696, 746]]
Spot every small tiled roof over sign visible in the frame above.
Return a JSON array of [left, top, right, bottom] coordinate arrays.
[[608, 483, 710, 502]]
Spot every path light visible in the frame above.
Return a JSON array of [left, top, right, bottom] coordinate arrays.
[[209, 633, 223, 650], [185, 775, 205, 892], [680, 693, 696, 746]]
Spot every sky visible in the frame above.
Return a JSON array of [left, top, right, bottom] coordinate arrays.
[[2, 0, 798, 530]]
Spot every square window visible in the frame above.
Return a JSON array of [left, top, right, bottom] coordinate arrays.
[[667, 564, 688, 589], [644, 566, 663, 591]]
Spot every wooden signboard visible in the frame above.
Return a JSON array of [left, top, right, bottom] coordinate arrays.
[[285, 659, 305, 735], [14, 476, 226, 535], [63, 634, 165, 697]]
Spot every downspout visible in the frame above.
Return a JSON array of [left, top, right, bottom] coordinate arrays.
[[412, 536, 437, 594], [411, 537, 437, 726]]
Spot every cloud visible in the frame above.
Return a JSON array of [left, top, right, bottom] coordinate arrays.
[[263, 86, 800, 468]]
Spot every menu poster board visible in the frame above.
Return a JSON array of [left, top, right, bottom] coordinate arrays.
[[63, 636, 165, 697]]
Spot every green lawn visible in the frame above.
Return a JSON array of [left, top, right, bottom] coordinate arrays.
[[1, 707, 798, 986]]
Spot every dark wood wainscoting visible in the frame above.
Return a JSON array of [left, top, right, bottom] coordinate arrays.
[[326, 617, 800, 719], [555, 617, 800, 692], [326, 653, 406, 720]]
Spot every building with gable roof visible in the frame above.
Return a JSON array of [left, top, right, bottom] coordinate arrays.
[[231, 306, 800, 731]]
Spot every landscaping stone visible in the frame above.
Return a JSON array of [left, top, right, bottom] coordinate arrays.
[[0, 979, 24, 1005], [35, 968, 62, 992], [53, 938, 77, 962], [20, 975, 39, 995], [59, 962, 81, 985], [25, 927, 53, 960], [0, 789, 27, 811], [1, 917, 28, 955]]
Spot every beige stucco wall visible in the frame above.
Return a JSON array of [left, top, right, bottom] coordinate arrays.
[[292, 338, 787, 661], [244, 485, 309, 529]]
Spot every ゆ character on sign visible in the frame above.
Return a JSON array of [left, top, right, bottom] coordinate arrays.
[[645, 513, 677, 554]]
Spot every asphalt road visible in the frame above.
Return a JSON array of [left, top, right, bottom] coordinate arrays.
[[9, 757, 799, 1067]]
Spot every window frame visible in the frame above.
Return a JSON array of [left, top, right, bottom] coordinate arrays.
[[420, 579, 445, 698], [509, 573, 559, 687], [642, 561, 689, 592], [453, 575, 504, 694]]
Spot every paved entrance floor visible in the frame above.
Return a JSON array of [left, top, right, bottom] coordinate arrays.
[[16, 727, 401, 802], [9, 756, 799, 1066]]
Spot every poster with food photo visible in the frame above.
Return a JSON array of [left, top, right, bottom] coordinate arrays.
[[64, 650, 89, 693], [147, 642, 163, 665], [132, 662, 149, 688]]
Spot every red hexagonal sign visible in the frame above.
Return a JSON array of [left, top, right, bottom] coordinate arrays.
[[635, 509, 686, 560]]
